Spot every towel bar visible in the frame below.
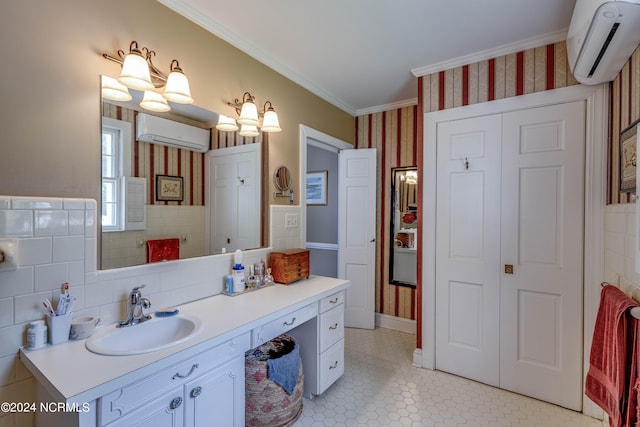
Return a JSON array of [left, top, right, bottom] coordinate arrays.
[[601, 282, 640, 319]]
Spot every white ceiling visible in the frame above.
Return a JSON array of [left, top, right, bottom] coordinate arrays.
[[159, 0, 577, 116]]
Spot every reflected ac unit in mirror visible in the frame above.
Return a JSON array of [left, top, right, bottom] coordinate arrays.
[[136, 113, 210, 153]]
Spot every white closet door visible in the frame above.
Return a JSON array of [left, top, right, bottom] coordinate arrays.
[[435, 114, 503, 386], [435, 101, 585, 410], [206, 144, 261, 254], [499, 101, 585, 410]]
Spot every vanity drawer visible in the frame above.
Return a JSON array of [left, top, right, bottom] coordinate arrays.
[[98, 332, 250, 425], [319, 290, 345, 313], [319, 339, 344, 393], [319, 306, 344, 352], [251, 303, 317, 347]]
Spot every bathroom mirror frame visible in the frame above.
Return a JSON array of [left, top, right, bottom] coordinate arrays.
[[99, 81, 267, 270], [389, 166, 418, 288]]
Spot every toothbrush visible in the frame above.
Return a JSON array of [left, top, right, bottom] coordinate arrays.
[[41, 299, 56, 316]]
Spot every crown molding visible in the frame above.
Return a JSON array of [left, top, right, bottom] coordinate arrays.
[[411, 29, 568, 77], [157, 0, 357, 116], [356, 98, 418, 117]]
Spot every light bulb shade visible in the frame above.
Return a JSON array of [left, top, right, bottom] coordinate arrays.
[[239, 124, 259, 137], [163, 64, 193, 104], [238, 101, 259, 126], [118, 49, 154, 91], [261, 109, 281, 132], [216, 115, 239, 132], [140, 91, 170, 112], [101, 76, 132, 102]]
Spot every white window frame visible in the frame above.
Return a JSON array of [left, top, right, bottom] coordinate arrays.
[[102, 117, 132, 232]]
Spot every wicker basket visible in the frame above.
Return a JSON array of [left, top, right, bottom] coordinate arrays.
[[245, 334, 304, 427]]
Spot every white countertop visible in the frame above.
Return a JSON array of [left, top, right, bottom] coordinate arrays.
[[20, 275, 349, 404]]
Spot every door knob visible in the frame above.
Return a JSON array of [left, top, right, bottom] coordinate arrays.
[[505, 264, 514, 275]]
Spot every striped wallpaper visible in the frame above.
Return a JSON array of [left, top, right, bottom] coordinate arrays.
[[356, 40, 580, 322], [609, 44, 640, 204], [356, 106, 418, 320], [102, 103, 208, 206]]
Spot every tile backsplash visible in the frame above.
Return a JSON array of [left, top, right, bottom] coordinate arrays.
[[0, 195, 272, 426]]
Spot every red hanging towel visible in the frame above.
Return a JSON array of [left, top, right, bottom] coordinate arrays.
[[586, 285, 639, 427], [146, 238, 180, 263]]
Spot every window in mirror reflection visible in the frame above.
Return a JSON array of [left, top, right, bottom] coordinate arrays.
[[101, 117, 132, 232], [389, 166, 417, 287]]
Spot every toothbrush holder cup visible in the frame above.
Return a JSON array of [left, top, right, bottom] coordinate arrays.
[[46, 313, 72, 345]]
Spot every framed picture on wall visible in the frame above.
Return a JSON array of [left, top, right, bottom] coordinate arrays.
[[306, 170, 328, 205], [156, 175, 184, 202], [620, 119, 640, 193]]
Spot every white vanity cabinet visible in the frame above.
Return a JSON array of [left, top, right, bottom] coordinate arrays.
[[99, 334, 249, 427], [290, 290, 345, 398], [21, 276, 351, 427]]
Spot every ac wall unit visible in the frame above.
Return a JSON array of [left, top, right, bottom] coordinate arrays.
[[136, 113, 210, 153], [567, 0, 640, 85]]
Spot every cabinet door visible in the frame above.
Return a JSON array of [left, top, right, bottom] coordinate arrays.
[[184, 357, 245, 427], [106, 389, 184, 427]]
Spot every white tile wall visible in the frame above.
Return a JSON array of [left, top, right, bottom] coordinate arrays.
[[603, 203, 640, 298], [0, 195, 271, 426], [270, 205, 303, 250]]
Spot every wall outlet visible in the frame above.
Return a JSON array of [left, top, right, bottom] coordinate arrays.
[[285, 213, 298, 228]]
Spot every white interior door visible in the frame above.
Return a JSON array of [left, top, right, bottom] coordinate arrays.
[[435, 114, 502, 386], [338, 148, 377, 329], [499, 101, 585, 410], [206, 144, 261, 254], [435, 101, 585, 409]]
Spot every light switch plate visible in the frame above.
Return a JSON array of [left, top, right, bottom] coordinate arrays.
[[285, 213, 298, 228], [0, 239, 18, 272]]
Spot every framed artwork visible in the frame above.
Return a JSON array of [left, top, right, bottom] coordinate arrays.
[[306, 170, 328, 206], [156, 175, 184, 202], [620, 119, 639, 193]]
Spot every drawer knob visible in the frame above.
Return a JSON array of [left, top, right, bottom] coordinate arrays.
[[329, 361, 339, 370], [169, 396, 183, 410], [283, 317, 296, 326], [172, 363, 199, 380], [329, 323, 339, 330], [190, 386, 202, 398]]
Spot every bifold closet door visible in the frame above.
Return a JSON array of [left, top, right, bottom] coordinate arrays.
[[435, 114, 502, 387], [499, 101, 585, 411], [435, 100, 585, 410]]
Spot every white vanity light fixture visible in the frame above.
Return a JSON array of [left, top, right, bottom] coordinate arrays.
[[405, 170, 417, 185], [101, 76, 132, 102], [215, 115, 239, 132], [140, 90, 171, 112], [260, 101, 282, 133], [219, 91, 282, 135], [102, 40, 194, 112], [239, 124, 260, 137]]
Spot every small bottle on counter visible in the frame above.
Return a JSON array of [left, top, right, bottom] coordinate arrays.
[[232, 249, 245, 293], [27, 320, 47, 350], [263, 268, 274, 287]]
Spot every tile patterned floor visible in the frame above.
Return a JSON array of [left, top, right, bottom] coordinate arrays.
[[293, 327, 605, 427]]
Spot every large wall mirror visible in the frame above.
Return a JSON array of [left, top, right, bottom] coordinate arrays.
[[389, 166, 417, 287], [100, 81, 265, 270]]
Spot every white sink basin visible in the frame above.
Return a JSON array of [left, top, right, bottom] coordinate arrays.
[[86, 313, 203, 356]]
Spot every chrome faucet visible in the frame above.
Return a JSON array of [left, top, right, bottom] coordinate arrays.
[[117, 285, 152, 327]]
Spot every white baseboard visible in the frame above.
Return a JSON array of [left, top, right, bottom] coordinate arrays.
[[375, 313, 416, 334], [412, 348, 423, 368]]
